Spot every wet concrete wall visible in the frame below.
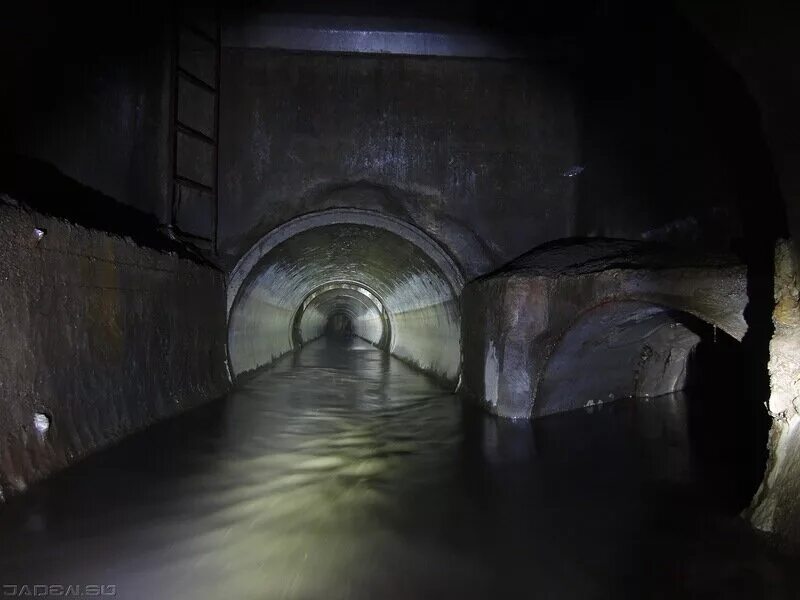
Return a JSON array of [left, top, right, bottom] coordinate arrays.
[[0, 198, 230, 498]]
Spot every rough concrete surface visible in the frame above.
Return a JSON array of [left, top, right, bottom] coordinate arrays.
[[0, 198, 229, 497], [462, 239, 747, 419], [216, 38, 762, 284], [748, 240, 800, 545], [218, 49, 580, 276], [536, 303, 701, 417]]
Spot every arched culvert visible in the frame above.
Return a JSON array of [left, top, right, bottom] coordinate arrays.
[[228, 220, 462, 385], [291, 282, 391, 349], [325, 313, 354, 338], [535, 301, 730, 417], [227, 208, 465, 314], [535, 299, 769, 511], [461, 238, 748, 419]]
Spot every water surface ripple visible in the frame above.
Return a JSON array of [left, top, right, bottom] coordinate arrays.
[[0, 338, 794, 599]]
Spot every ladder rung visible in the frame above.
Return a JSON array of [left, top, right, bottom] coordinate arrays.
[[175, 175, 214, 193], [177, 67, 217, 94], [177, 122, 216, 146]]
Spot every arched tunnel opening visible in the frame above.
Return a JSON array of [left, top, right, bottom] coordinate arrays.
[[324, 312, 354, 338], [534, 300, 771, 514], [295, 283, 389, 346], [227, 219, 463, 385], [2, 0, 800, 597]]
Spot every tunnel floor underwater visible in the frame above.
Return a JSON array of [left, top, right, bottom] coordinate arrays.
[[0, 337, 796, 599]]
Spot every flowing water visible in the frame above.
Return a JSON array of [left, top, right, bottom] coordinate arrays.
[[0, 337, 794, 599]]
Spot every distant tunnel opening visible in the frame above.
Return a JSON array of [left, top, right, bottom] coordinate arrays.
[[325, 313, 354, 338], [227, 213, 463, 386], [291, 282, 391, 348]]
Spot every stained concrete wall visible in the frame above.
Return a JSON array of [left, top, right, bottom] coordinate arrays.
[[217, 10, 769, 280], [0, 198, 230, 497], [536, 303, 701, 417], [218, 47, 579, 276], [462, 240, 748, 418], [0, 2, 234, 498], [1, 3, 174, 223]]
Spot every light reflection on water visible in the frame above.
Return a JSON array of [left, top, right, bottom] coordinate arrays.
[[0, 337, 792, 599]]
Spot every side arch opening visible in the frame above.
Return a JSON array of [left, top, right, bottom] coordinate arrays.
[[536, 300, 770, 512]]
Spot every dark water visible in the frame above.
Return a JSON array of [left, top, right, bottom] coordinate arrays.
[[0, 338, 795, 599]]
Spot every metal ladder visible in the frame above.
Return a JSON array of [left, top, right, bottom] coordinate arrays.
[[169, 2, 220, 253]]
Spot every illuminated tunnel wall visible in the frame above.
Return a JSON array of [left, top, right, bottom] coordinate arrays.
[[227, 211, 463, 385], [293, 283, 390, 348]]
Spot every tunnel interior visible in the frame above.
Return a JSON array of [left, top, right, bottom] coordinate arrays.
[[0, 0, 798, 596], [294, 283, 390, 346], [324, 312, 354, 338], [228, 220, 462, 384]]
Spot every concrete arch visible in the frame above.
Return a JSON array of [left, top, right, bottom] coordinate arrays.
[[227, 216, 463, 385], [517, 276, 748, 418], [227, 208, 465, 316], [291, 282, 391, 349], [462, 238, 748, 419], [533, 300, 725, 418]]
